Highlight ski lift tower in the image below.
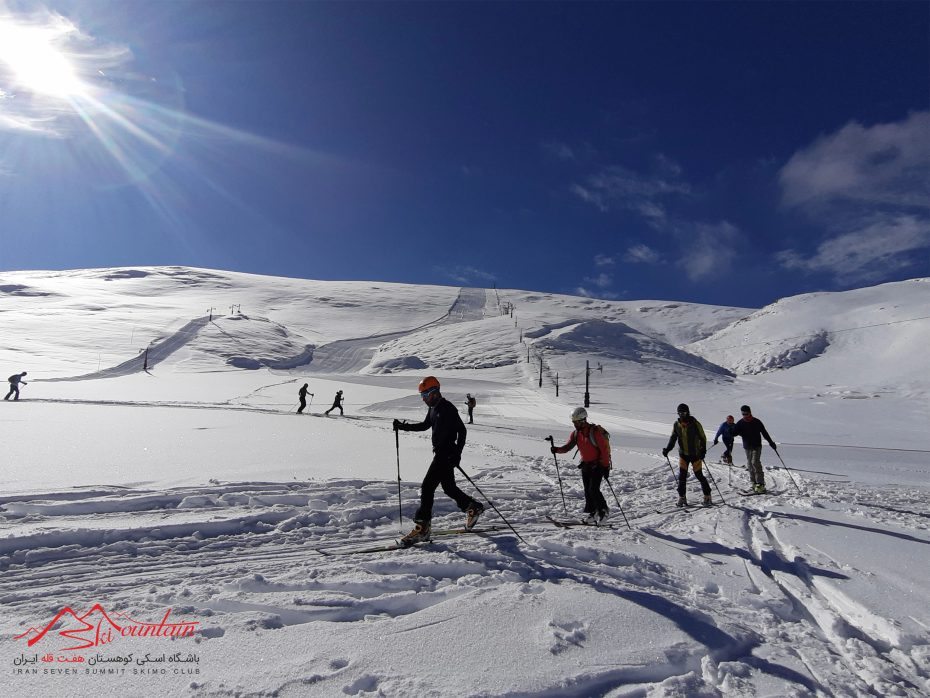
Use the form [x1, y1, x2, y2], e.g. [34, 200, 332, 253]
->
[584, 360, 603, 408]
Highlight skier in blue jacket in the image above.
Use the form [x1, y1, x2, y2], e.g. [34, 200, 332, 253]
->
[713, 415, 736, 464]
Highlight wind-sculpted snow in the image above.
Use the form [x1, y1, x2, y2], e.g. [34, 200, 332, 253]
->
[689, 278, 930, 393]
[2, 447, 928, 696]
[536, 319, 733, 387]
[1, 267, 929, 696]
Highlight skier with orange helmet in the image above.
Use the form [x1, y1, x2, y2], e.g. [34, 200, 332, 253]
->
[393, 376, 483, 545]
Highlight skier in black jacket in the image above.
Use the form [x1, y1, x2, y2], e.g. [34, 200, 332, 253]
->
[297, 384, 312, 414]
[324, 390, 343, 416]
[731, 404, 777, 493]
[393, 376, 483, 545]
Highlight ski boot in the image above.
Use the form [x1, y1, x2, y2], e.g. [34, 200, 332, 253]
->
[582, 511, 598, 524]
[676, 496, 688, 508]
[753, 484, 767, 494]
[597, 508, 608, 523]
[703, 495, 713, 507]
[399, 521, 431, 547]
[465, 502, 484, 530]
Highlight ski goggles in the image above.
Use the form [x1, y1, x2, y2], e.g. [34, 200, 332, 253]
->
[420, 387, 439, 399]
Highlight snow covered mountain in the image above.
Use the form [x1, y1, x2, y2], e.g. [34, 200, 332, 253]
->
[1, 267, 928, 697]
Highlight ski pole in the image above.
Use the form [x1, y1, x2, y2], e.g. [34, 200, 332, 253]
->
[394, 428, 404, 528]
[544, 436, 568, 514]
[456, 464, 526, 544]
[664, 454, 678, 482]
[601, 473, 632, 530]
[700, 460, 728, 505]
[773, 447, 803, 495]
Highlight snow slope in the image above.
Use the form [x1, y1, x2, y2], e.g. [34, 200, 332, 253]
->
[1, 267, 929, 697]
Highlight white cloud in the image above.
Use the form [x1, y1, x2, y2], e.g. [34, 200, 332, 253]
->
[624, 244, 661, 264]
[583, 272, 613, 289]
[572, 164, 691, 227]
[779, 111, 930, 211]
[777, 215, 930, 283]
[777, 112, 930, 282]
[676, 221, 740, 282]
[593, 254, 615, 267]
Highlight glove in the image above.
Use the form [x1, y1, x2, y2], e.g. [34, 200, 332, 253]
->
[698, 450, 706, 461]
[713, 439, 718, 446]
[661, 448, 669, 457]
[550, 446, 557, 454]
[392, 419, 402, 431]
[770, 442, 777, 450]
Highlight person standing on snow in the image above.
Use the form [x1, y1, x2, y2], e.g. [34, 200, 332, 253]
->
[465, 393, 476, 424]
[393, 376, 484, 545]
[731, 404, 777, 494]
[4, 372, 27, 401]
[662, 403, 713, 507]
[713, 415, 736, 464]
[297, 384, 312, 414]
[324, 389, 344, 416]
[550, 407, 610, 523]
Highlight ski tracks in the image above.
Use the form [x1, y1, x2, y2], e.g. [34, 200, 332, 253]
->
[729, 498, 930, 696]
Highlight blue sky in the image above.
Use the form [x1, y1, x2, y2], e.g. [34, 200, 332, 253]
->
[1, 1, 928, 308]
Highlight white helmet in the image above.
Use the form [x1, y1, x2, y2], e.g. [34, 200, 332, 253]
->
[570, 407, 588, 422]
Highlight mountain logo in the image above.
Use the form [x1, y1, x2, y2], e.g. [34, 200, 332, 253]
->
[14, 604, 199, 651]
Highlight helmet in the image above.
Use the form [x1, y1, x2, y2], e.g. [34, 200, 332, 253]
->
[570, 407, 587, 422]
[677, 403, 690, 416]
[418, 376, 440, 394]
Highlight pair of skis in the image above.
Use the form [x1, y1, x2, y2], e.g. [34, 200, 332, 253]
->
[314, 525, 501, 556]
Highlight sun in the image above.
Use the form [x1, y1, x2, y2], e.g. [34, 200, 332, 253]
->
[0, 17, 86, 98]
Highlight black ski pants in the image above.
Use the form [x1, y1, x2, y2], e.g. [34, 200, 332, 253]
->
[414, 452, 474, 523]
[580, 462, 608, 514]
[678, 456, 711, 497]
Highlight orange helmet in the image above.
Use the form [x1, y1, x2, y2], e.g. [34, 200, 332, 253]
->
[417, 376, 440, 394]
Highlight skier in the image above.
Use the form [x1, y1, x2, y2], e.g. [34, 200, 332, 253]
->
[713, 415, 736, 464]
[392, 376, 484, 545]
[324, 390, 344, 416]
[465, 393, 476, 424]
[4, 372, 27, 401]
[550, 407, 610, 523]
[297, 384, 312, 414]
[662, 403, 713, 507]
[731, 405, 777, 494]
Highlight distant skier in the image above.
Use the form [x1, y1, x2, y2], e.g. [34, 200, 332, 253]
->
[4, 372, 27, 401]
[731, 405, 777, 494]
[662, 403, 712, 507]
[393, 376, 483, 546]
[465, 393, 476, 424]
[550, 407, 611, 523]
[297, 384, 312, 414]
[324, 390, 344, 416]
[713, 415, 736, 464]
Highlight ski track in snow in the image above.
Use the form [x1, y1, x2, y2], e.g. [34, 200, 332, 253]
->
[3, 427, 928, 696]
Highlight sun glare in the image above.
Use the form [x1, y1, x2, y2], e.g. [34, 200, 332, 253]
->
[0, 18, 86, 98]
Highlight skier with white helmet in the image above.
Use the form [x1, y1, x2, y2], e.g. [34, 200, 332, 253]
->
[550, 407, 610, 523]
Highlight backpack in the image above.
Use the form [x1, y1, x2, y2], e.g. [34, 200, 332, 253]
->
[589, 424, 612, 470]
[467, 396, 477, 408]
